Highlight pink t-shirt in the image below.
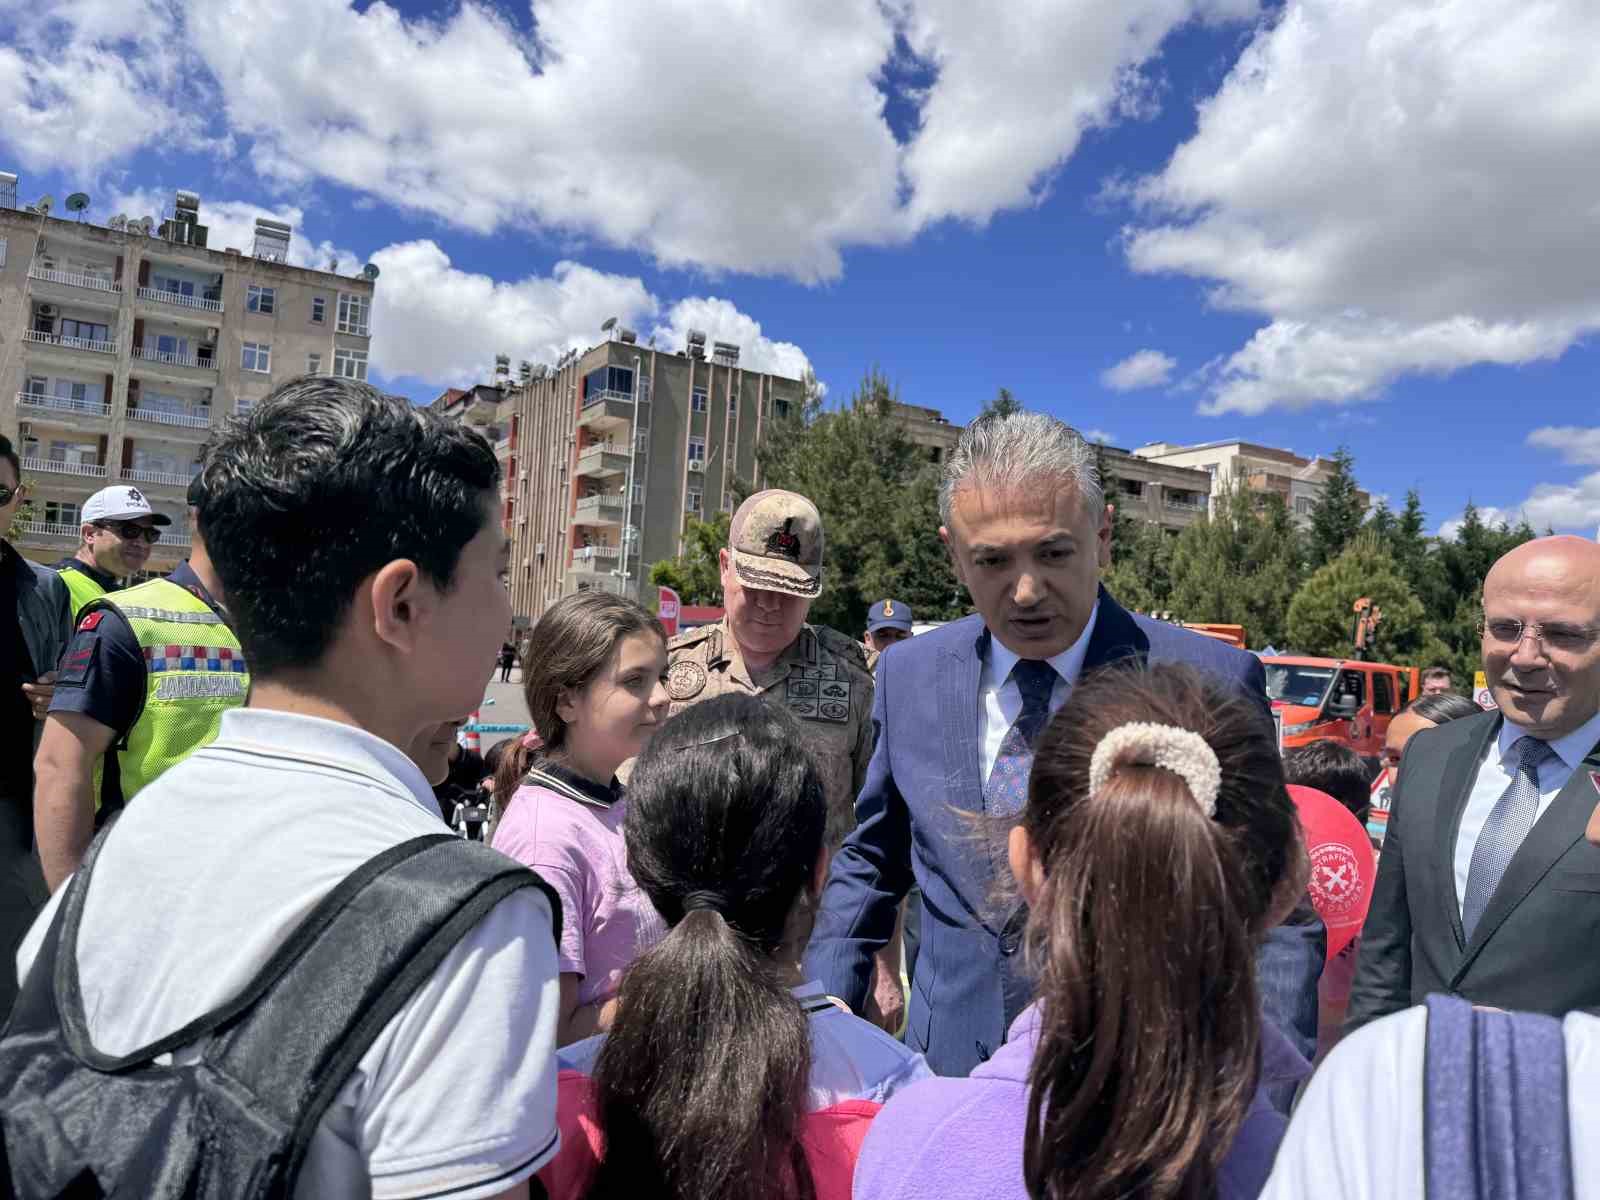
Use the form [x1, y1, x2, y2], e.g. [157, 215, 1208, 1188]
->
[491, 767, 665, 1007]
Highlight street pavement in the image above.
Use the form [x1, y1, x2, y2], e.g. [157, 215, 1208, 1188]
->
[476, 670, 532, 756]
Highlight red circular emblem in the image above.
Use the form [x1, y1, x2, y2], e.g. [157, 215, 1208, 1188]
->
[1308, 840, 1364, 927]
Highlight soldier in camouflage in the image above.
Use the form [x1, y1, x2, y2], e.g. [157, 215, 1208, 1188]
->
[664, 489, 873, 849]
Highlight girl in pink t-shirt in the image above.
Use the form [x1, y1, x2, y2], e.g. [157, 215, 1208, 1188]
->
[490, 592, 670, 1046]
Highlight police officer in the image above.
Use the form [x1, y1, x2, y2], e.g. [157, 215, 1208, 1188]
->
[862, 598, 915, 672]
[34, 475, 248, 891]
[664, 489, 872, 848]
[54, 485, 172, 618]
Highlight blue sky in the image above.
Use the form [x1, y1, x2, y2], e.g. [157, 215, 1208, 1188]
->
[4, 0, 1596, 536]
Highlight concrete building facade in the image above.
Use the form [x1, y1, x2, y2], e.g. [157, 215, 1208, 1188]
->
[1131, 439, 1368, 528]
[0, 180, 375, 574]
[1099, 444, 1213, 532]
[443, 334, 807, 626]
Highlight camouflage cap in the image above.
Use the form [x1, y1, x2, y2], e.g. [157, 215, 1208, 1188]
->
[728, 489, 824, 598]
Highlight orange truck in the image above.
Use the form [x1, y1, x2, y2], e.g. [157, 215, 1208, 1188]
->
[1261, 656, 1421, 775]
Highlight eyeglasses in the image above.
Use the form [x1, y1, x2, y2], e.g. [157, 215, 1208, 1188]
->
[1478, 617, 1600, 654]
[0, 484, 23, 506]
[95, 521, 162, 545]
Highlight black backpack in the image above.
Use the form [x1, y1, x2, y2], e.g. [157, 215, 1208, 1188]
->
[0, 827, 560, 1198]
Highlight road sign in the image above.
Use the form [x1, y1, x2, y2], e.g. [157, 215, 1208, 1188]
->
[658, 586, 681, 637]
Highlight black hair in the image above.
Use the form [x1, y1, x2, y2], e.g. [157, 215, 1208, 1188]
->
[0, 435, 20, 484]
[587, 694, 826, 1200]
[1405, 692, 1482, 725]
[196, 376, 499, 676]
[1282, 738, 1372, 821]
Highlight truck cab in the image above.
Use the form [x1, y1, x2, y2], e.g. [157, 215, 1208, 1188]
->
[1262, 656, 1417, 775]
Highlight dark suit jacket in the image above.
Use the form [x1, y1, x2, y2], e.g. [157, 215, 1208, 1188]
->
[805, 587, 1320, 1077]
[1346, 710, 1600, 1030]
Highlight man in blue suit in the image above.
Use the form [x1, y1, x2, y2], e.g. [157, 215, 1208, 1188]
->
[805, 411, 1323, 1078]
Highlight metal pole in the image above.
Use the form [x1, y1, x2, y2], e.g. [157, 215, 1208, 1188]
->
[618, 353, 642, 599]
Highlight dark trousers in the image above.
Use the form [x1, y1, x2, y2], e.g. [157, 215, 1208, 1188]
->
[0, 791, 47, 1023]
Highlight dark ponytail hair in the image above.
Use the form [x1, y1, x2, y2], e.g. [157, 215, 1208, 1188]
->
[586, 694, 827, 1200]
[1020, 663, 1297, 1200]
[492, 591, 663, 808]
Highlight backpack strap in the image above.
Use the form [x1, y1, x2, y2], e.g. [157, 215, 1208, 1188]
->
[1423, 993, 1573, 1200]
[205, 837, 561, 1184]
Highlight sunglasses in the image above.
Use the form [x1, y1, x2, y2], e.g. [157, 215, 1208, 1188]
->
[95, 521, 163, 545]
[0, 484, 23, 506]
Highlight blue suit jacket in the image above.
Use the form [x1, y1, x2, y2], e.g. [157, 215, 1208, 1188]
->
[805, 587, 1323, 1078]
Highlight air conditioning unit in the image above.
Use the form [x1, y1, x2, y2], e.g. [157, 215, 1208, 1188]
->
[688, 459, 705, 472]
[204, 327, 219, 343]
[36, 304, 58, 318]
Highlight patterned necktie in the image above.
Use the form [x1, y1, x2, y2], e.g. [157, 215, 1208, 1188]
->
[1461, 736, 1556, 941]
[983, 658, 1059, 817]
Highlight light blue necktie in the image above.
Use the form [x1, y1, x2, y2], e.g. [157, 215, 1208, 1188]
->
[983, 659, 1058, 818]
[1461, 736, 1555, 941]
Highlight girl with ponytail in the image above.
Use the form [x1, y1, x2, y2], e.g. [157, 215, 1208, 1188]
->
[855, 663, 1309, 1200]
[540, 693, 930, 1200]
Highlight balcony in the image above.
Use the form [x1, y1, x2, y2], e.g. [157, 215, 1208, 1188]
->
[1164, 495, 1207, 512]
[24, 329, 116, 356]
[122, 467, 197, 490]
[136, 285, 223, 315]
[128, 406, 212, 431]
[570, 544, 622, 572]
[157, 526, 193, 547]
[132, 344, 218, 378]
[574, 494, 624, 527]
[29, 266, 121, 304]
[15, 391, 112, 422]
[577, 389, 635, 435]
[574, 445, 631, 480]
[21, 456, 109, 481]
[14, 521, 80, 546]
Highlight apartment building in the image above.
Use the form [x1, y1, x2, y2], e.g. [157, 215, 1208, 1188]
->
[445, 332, 805, 626]
[1099, 444, 1213, 532]
[1132, 439, 1369, 528]
[892, 401, 962, 465]
[0, 176, 376, 574]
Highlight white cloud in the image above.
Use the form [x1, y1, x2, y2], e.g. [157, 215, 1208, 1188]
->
[366, 241, 658, 387]
[1438, 427, 1600, 538]
[3, 0, 1261, 280]
[105, 188, 359, 274]
[1100, 349, 1177, 392]
[1124, 0, 1600, 413]
[648, 297, 812, 382]
[1083, 428, 1118, 444]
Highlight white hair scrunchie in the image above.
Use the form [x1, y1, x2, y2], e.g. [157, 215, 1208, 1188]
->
[1087, 722, 1222, 818]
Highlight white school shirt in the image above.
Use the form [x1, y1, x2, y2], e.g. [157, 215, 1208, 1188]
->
[978, 601, 1099, 783]
[1452, 707, 1600, 916]
[1260, 1005, 1600, 1200]
[559, 980, 933, 1109]
[17, 708, 562, 1200]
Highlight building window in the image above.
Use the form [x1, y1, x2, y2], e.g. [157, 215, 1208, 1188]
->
[236, 397, 256, 415]
[634, 431, 649, 453]
[1295, 496, 1314, 516]
[691, 387, 707, 413]
[728, 392, 737, 415]
[44, 500, 80, 527]
[246, 285, 276, 314]
[310, 296, 326, 324]
[631, 484, 644, 505]
[337, 293, 371, 336]
[307, 352, 322, 375]
[686, 487, 702, 514]
[241, 342, 272, 373]
[687, 437, 706, 462]
[1118, 478, 1144, 497]
[774, 398, 792, 419]
[333, 347, 368, 381]
[61, 319, 110, 345]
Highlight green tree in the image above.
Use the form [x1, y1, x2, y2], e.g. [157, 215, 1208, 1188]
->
[648, 512, 729, 606]
[982, 386, 1023, 419]
[1426, 503, 1537, 681]
[5, 498, 35, 543]
[1286, 533, 1448, 664]
[1306, 446, 1366, 567]
[1102, 518, 1175, 615]
[1167, 483, 1305, 648]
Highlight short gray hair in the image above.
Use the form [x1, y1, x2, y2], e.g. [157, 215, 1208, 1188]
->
[938, 411, 1104, 525]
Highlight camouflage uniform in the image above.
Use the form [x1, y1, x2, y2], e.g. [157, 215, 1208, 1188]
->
[666, 618, 873, 848]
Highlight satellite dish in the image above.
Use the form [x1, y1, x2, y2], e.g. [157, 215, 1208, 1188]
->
[361, 262, 380, 281]
[65, 192, 90, 220]
[108, 214, 128, 231]
[138, 216, 155, 235]
[34, 195, 53, 215]
[327, 257, 339, 273]
[600, 317, 617, 333]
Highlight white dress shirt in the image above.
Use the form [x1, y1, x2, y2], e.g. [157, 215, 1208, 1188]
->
[978, 600, 1100, 783]
[1452, 707, 1600, 917]
[1260, 1005, 1600, 1200]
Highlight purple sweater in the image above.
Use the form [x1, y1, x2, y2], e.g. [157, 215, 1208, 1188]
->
[853, 1003, 1308, 1200]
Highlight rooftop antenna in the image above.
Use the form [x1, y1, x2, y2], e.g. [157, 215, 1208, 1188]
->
[33, 194, 53, 216]
[65, 192, 90, 221]
[327, 256, 339, 273]
[361, 262, 380, 281]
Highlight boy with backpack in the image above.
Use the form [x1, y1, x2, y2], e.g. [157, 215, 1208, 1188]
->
[2, 379, 562, 1199]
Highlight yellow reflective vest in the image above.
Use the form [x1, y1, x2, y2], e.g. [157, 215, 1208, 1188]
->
[95, 577, 250, 806]
[59, 563, 111, 621]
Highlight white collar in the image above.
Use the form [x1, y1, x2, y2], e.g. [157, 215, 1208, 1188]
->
[1496, 705, 1600, 772]
[211, 707, 439, 819]
[985, 598, 1100, 692]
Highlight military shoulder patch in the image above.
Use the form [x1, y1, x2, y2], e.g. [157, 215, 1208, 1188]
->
[667, 659, 708, 701]
[814, 625, 869, 672]
[77, 611, 105, 632]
